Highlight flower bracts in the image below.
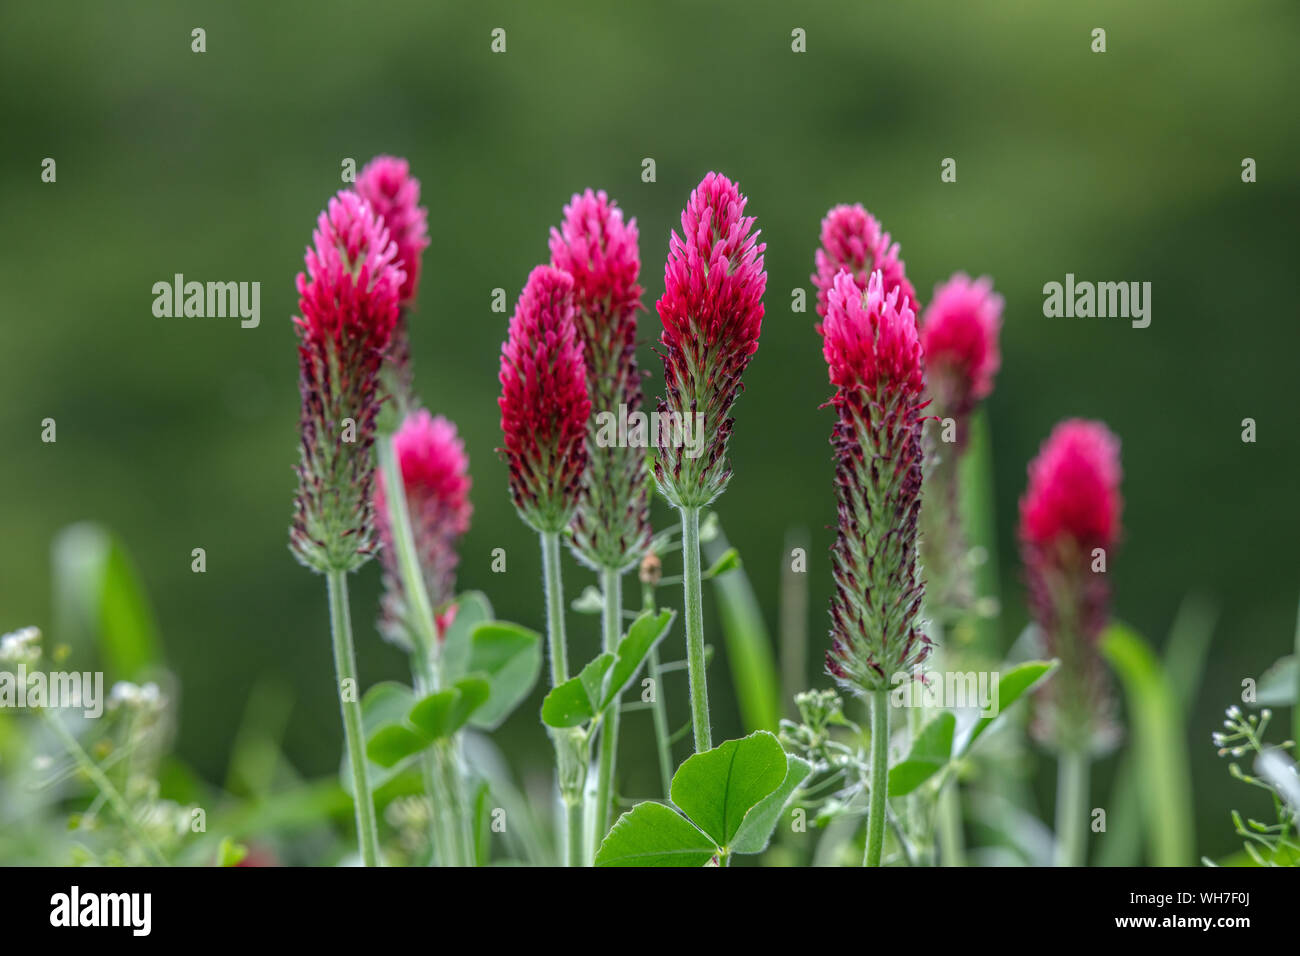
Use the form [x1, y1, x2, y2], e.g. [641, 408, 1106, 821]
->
[823, 270, 930, 695]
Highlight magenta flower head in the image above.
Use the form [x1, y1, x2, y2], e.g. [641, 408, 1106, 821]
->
[549, 189, 651, 572]
[374, 409, 472, 646]
[812, 204, 918, 328]
[498, 265, 591, 533]
[1019, 419, 1123, 751]
[356, 156, 430, 413]
[822, 269, 930, 695]
[920, 273, 1003, 421]
[356, 156, 429, 307]
[290, 191, 403, 573]
[654, 172, 766, 509]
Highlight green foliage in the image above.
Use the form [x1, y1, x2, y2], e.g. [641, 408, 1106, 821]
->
[888, 712, 955, 797]
[51, 522, 163, 680]
[595, 731, 808, 866]
[541, 609, 674, 728]
[1101, 623, 1195, 866]
[704, 529, 780, 733]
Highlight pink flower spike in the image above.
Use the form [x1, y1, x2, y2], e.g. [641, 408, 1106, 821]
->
[1018, 418, 1124, 752]
[822, 269, 929, 695]
[549, 189, 650, 571]
[374, 410, 472, 647]
[498, 265, 591, 533]
[290, 190, 404, 574]
[1019, 420, 1123, 554]
[295, 191, 403, 357]
[655, 171, 766, 509]
[920, 273, 1003, 418]
[356, 156, 430, 307]
[813, 204, 918, 326]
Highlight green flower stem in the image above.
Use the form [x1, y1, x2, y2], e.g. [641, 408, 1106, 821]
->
[591, 567, 623, 860]
[327, 568, 381, 867]
[541, 531, 569, 687]
[863, 689, 890, 867]
[540, 529, 582, 865]
[430, 738, 474, 866]
[377, 435, 440, 676]
[1055, 748, 1090, 866]
[680, 506, 711, 752]
[936, 782, 965, 867]
[379, 434, 476, 866]
[566, 799, 584, 869]
[43, 710, 167, 866]
[643, 579, 674, 798]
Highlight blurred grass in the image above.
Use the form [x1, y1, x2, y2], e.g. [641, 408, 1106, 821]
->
[1, 0, 1298, 859]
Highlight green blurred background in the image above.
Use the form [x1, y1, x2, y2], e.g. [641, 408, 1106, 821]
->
[2, 0, 1297, 860]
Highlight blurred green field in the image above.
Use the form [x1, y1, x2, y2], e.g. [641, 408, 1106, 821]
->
[2, 0, 1297, 861]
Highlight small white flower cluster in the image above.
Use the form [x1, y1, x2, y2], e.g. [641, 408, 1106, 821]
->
[108, 681, 165, 714]
[0, 626, 41, 664]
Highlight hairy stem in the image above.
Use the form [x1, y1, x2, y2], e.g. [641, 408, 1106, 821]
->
[541, 531, 569, 687]
[380, 434, 468, 865]
[680, 506, 711, 752]
[864, 689, 890, 866]
[327, 569, 381, 867]
[540, 530, 582, 865]
[1055, 748, 1090, 867]
[591, 568, 623, 860]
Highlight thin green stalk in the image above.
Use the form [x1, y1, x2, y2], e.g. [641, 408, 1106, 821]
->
[43, 711, 167, 866]
[431, 738, 474, 866]
[380, 434, 476, 866]
[864, 689, 890, 866]
[591, 568, 622, 859]
[680, 506, 711, 752]
[936, 782, 965, 866]
[378, 436, 440, 672]
[540, 530, 582, 865]
[566, 800, 584, 868]
[541, 531, 569, 687]
[1055, 749, 1090, 866]
[327, 568, 381, 867]
[645, 577, 674, 797]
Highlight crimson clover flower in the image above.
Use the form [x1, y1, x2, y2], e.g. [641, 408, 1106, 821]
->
[812, 203, 918, 329]
[917, 273, 1004, 613]
[1019, 419, 1123, 751]
[549, 189, 650, 572]
[920, 273, 1003, 424]
[356, 155, 430, 413]
[822, 270, 930, 695]
[374, 409, 472, 646]
[654, 172, 766, 509]
[498, 265, 591, 533]
[290, 190, 403, 573]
